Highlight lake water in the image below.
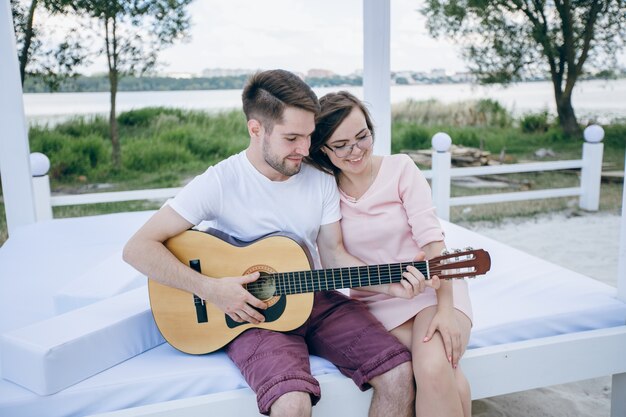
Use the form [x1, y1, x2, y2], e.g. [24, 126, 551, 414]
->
[23, 79, 626, 125]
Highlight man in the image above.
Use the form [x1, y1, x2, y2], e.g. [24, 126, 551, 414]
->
[123, 69, 415, 417]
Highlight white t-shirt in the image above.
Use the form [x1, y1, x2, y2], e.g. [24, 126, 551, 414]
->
[169, 151, 341, 268]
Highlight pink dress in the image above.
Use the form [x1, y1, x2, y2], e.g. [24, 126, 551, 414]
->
[341, 154, 473, 331]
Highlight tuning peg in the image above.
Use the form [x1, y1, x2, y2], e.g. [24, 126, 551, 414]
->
[464, 246, 474, 251]
[440, 249, 450, 256]
[453, 248, 462, 253]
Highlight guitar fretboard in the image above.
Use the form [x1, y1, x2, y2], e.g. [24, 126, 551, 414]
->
[268, 261, 429, 295]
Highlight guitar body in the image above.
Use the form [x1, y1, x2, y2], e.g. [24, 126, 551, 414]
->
[148, 230, 314, 354]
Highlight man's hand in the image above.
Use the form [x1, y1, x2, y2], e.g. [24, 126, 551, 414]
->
[203, 272, 267, 324]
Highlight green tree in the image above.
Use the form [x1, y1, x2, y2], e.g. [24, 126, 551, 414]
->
[73, 0, 192, 170]
[421, 0, 626, 137]
[11, 0, 87, 88]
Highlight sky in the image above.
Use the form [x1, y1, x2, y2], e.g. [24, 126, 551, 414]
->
[67, 0, 625, 77]
[112, 0, 469, 76]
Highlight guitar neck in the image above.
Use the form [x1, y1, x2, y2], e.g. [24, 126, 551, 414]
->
[270, 261, 429, 296]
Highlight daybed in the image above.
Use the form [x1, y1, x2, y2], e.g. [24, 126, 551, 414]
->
[1, 210, 625, 417]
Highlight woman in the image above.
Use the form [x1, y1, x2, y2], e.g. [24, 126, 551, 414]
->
[308, 91, 473, 417]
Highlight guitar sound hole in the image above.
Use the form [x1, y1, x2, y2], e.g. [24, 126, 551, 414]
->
[247, 272, 276, 301]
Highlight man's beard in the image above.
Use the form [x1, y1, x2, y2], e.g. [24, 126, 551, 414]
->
[262, 142, 302, 177]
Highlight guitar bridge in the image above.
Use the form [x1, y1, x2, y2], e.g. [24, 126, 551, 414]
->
[190, 259, 208, 323]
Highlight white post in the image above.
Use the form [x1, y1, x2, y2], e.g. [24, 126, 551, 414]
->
[580, 125, 604, 211]
[612, 373, 626, 417]
[611, 131, 626, 417]
[0, 0, 37, 235]
[32, 176, 53, 221]
[30, 152, 53, 222]
[617, 149, 626, 303]
[363, 0, 391, 156]
[431, 132, 452, 221]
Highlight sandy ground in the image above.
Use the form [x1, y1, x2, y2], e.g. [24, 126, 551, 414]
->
[460, 211, 622, 417]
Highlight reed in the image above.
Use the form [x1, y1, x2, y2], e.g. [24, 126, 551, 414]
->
[391, 98, 513, 128]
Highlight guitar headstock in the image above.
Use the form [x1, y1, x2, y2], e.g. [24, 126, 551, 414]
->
[427, 248, 491, 279]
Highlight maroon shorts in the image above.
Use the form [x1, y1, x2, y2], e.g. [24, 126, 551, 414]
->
[224, 291, 411, 415]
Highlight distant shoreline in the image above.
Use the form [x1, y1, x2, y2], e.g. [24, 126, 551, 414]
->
[23, 79, 626, 126]
[22, 73, 625, 94]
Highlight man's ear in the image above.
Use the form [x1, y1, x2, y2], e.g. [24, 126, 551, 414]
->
[247, 119, 263, 139]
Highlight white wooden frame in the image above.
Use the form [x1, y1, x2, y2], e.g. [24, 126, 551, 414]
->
[89, 326, 626, 417]
[0, 0, 36, 235]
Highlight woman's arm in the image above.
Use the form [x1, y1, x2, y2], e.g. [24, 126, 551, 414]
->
[420, 239, 467, 367]
[317, 221, 436, 298]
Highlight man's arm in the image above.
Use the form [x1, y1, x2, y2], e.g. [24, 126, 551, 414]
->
[316, 221, 430, 298]
[123, 205, 266, 323]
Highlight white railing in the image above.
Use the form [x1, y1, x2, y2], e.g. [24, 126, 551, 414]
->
[29, 125, 606, 222]
[422, 125, 605, 220]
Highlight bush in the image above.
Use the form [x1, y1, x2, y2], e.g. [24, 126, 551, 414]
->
[124, 139, 193, 171]
[391, 124, 432, 152]
[55, 115, 109, 138]
[603, 124, 626, 148]
[520, 111, 550, 133]
[29, 130, 67, 156]
[447, 127, 481, 148]
[118, 107, 186, 127]
[475, 99, 513, 128]
[49, 135, 108, 179]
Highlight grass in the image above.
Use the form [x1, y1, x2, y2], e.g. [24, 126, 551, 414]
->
[1, 101, 624, 245]
[28, 107, 249, 189]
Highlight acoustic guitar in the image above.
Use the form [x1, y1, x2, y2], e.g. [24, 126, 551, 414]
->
[149, 229, 491, 354]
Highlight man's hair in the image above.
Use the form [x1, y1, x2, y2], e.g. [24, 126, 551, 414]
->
[242, 69, 320, 133]
[307, 91, 375, 179]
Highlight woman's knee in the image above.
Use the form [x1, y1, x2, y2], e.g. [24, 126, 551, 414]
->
[413, 352, 454, 388]
[455, 367, 471, 400]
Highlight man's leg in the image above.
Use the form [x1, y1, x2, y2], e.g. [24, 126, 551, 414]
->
[224, 328, 319, 416]
[368, 361, 414, 417]
[306, 291, 413, 417]
[270, 392, 312, 417]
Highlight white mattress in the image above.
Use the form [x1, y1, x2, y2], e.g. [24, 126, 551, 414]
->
[1, 211, 625, 417]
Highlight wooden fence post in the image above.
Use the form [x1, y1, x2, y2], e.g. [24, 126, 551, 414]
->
[580, 124, 604, 211]
[30, 153, 53, 222]
[431, 132, 452, 221]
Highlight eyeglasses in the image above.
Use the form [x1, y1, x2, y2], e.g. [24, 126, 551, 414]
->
[324, 132, 373, 158]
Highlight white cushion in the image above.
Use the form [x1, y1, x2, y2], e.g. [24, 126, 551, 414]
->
[53, 250, 146, 314]
[1, 287, 164, 395]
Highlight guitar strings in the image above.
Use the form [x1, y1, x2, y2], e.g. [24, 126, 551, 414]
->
[244, 260, 478, 294]
[245, 265, 456, 294]
[246, 265, 421, 293]
[247, 251, 480, 287]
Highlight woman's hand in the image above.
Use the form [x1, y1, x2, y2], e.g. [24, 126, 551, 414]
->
[423, 307, 465, 368]
[386, 252, 441, 299]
